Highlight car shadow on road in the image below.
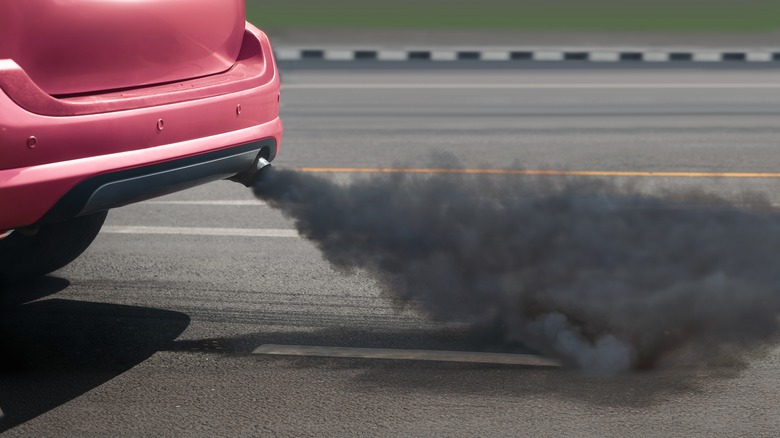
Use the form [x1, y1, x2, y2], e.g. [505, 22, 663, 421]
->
[0, 277, 190, 432]
[167, 325, 737, 409]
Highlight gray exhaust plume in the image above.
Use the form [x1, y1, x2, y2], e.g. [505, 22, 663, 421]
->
[253, 167, 780, 373]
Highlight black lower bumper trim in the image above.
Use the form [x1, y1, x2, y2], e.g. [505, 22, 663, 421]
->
[41, 139, 276, 224]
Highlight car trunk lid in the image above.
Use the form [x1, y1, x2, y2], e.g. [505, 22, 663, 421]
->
[0, 0, 246, 96]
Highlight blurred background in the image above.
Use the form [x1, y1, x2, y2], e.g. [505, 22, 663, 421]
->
[247, 0, 779, 32]
[245, 0, 780, 47]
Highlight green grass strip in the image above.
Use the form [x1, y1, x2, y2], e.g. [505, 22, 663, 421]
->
[246, 0, 780, 32]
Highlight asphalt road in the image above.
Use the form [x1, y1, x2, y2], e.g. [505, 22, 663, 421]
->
[3, 67, 780, 436]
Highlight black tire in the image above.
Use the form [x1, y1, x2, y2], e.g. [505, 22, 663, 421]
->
[0, 211, 108, 284]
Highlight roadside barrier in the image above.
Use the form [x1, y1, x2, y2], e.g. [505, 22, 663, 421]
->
[275, 48, 780, 63]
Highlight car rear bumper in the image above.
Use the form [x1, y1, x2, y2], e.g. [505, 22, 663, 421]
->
[0, 23, 282, 231]
[0, 119, 282, 230]
[40, 137, 277, 224]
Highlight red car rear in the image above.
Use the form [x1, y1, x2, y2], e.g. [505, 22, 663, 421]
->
[0, 0, 283, 282]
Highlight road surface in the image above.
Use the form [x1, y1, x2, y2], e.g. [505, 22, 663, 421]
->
[2, 67, 780, 436]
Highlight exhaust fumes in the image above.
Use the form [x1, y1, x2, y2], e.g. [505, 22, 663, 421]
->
[253, 166, 780, 373]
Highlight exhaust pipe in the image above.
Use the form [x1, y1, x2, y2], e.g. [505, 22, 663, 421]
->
[231, 157, 272, 187]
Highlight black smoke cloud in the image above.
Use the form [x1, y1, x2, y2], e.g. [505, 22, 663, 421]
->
[253, 167, 780, 373]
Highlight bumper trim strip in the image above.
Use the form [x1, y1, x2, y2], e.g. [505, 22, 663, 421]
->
[40, 138, 275, 223]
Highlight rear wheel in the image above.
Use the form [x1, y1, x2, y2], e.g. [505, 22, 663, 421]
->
[0, 211, 108, 284]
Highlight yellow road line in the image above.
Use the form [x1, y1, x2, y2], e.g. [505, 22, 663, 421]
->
[294, 167, 780, 179]
[294, 167, 780, 178]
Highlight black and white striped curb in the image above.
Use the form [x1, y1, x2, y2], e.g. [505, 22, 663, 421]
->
[275, 48, 780, 63]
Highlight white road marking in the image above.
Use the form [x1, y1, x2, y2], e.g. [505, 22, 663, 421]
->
[102, 226, 298, 237]
[693, 52, 723, 62]
[377, 50, 407, 61]
[589, 52, 621, 62]
[643, 52, 670, 62]
[275, 48, 303, 60]
[281, 83, 780, 90]
[533, 51, 565, 61]
[747, 52, 773, 62]
[482, 50, 511, 61]
[325, 50, 355, 61]
[253, 344, 560, 367]
[144, 200, 267, 206]
[431, 50, 457, 61]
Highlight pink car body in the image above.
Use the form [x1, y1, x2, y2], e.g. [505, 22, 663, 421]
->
[0, 0, 283, 232]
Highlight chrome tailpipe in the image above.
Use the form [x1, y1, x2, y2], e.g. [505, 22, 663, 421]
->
[231, 156, 272, 187]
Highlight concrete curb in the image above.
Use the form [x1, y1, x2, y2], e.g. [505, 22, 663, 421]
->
[275, 48, 780, 63]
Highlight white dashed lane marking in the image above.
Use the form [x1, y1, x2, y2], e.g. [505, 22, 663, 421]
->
[144, 200, 267, 206]
[253, 344, 560, 367]
[101, 226, 298, 238]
